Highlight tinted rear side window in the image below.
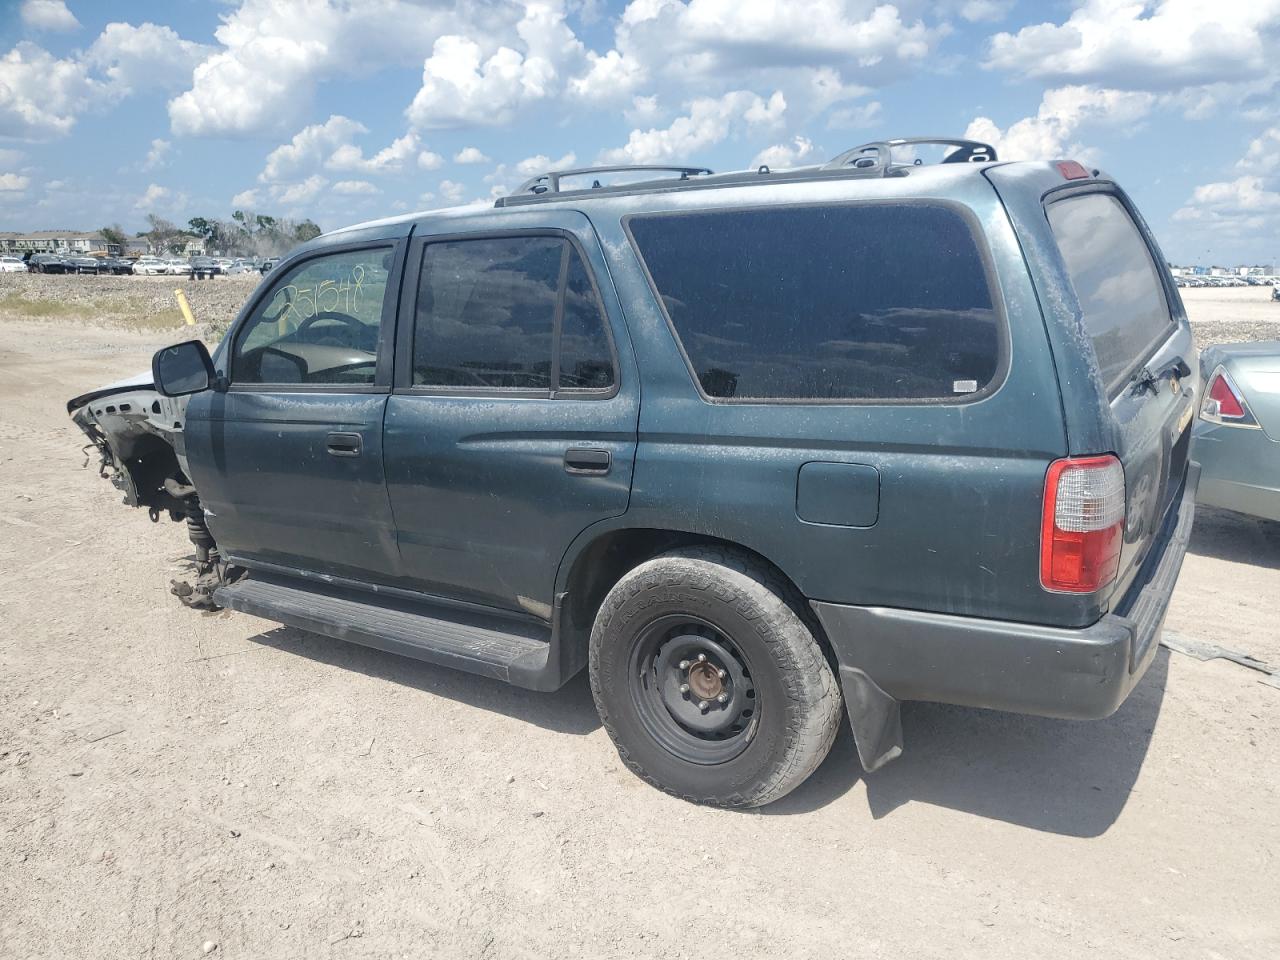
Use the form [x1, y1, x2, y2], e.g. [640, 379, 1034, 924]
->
[413, 236, 615, 393]
[627, 203, 1000, 401]
[1046, 193, 1173, 393]
[413, 236, 561, 389]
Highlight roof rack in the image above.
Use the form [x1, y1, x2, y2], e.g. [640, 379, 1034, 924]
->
[492, 137, 998, 207]
[508, 164, 713, 198]
[822, 137, 997, 169]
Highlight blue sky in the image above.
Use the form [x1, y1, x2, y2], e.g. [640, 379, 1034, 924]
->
[1, 0, 1278, 264]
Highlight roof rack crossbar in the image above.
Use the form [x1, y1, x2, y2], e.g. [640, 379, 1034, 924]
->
[511, 164, 714, 198]
[820, 142, 894, 174]
[824, 138, 997, 171]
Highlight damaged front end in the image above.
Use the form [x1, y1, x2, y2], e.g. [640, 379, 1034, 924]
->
[68, 373, 233, 609]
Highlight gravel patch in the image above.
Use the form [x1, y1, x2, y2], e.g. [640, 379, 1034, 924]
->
[0, 272, 260, 338]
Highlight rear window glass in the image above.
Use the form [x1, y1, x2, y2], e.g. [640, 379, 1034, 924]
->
[1046, 193, 1173, 393]
[626, 203, 1000, 401]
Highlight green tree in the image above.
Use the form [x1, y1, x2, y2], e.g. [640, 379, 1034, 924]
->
[292, 219, 322, 243]
[188, 217, 214, 241]
[99, 223, 128, 251]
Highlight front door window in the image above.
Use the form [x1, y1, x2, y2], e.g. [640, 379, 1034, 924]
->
[232, 247, 393, 386]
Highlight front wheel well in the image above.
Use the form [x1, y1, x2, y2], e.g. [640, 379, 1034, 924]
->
[558, 528, 826, 668]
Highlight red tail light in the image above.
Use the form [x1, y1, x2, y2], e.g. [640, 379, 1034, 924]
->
[1055, 160, 1090, 180]
[1200, 366, 1256, 426]
[1040, 455, 1125, 593]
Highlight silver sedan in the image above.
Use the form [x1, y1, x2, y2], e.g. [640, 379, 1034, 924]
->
[1193, 340, 1280, 522]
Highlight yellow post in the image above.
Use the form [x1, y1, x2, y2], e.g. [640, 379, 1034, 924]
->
[174, 288, 196, 326]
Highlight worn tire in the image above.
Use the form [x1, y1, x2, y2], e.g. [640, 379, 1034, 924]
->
[589, 546, 842, 808]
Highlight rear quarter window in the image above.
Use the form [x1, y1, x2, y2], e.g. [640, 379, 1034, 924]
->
[1045, 193, 1173, 394]
[625, 202, 1002, 402]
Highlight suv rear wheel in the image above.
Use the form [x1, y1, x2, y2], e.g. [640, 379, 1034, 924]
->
[589, 546, 842, 807]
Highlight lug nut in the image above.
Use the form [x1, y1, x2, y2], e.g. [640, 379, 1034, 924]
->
[717, 692, 729, 704]
[697, 653, 707, 662]
[679, 660, 690, 671]
[699, 700, 710, 712]
[679, 683, 690, 695]
[717, 668, 727, 680]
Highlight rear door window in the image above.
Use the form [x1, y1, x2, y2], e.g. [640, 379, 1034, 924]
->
[625, 203, 1001, 401]
[413, 236, 615, 394]
[1046, 193, 1173, 394]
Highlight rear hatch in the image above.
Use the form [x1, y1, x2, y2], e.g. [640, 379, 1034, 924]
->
[1047, 185, 1197, 609]
[989, 167, 1197, 619]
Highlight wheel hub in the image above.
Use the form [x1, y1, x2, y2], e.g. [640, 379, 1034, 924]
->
[686, 657, 723, 701]
[629, 617, 759, 764]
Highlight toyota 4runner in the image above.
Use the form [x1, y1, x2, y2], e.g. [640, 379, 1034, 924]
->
[69, 138, 1200, 807]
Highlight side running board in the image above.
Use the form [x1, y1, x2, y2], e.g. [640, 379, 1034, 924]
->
[214, 574, 579, 691]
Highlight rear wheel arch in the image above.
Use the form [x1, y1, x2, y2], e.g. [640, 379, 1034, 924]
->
[555, 525, 828, 672]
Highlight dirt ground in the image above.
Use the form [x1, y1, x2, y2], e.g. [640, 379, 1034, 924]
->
[1, 283, 1278, 959]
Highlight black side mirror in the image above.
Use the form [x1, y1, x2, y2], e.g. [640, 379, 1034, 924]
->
[153, 339, 215, 397]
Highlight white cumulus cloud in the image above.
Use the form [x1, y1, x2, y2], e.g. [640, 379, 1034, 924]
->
[985, 1, 1280, 90]
[143, 138, 171, 172]
[87, 22, 212, 96]
[439, 179, 467, 202]
[752, 136, 817, 169]
[260, 115, 367, 182]
[599, 89, 785, 164]
[20, 1, 79, 32]
[965, 85, 1155, 161]
[0, 42, 94, 138]
[454, 146, 491, 164]
[332, 179, 379, 195]
[277, 174, 328, 206]
[135, 183, 171, 209]
[168, 0, 504, 137]
[417, 150, 445, 170]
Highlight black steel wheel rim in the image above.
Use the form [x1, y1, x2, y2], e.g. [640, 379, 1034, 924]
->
[627, 614, 759, 765]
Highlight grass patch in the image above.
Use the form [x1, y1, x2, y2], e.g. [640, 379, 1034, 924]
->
[0, 294, 80, 318]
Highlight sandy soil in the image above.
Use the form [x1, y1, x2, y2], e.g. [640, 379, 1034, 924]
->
[1, 293, 1278, 959]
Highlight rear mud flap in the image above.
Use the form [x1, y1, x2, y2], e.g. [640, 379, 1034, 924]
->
[838, 667, 903, 772]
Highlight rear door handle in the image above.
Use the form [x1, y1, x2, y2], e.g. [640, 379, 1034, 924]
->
[326, 432, 362, 457]
[564, 447, 611, 475]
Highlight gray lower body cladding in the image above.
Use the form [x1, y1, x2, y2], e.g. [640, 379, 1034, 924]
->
[813, 462, 1199, 766]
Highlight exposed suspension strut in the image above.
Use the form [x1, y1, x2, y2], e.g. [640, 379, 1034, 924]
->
[163, 479, 238, 609]
[186, 506, 217, 565]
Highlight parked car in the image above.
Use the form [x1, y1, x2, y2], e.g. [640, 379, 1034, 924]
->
[0, 256, 27, 273]
[190, 257, 222, 280]
[68, 138, 1200, 807]
[27, 253, 71, 274]
[226, 259, 257, 275]
[132, 256, 169, 276]
[164, 259, 192, 276]
[259, 257, 280, 274]
[1193, 341, 1280, 522]
[67, 256, 105, 275]
[98, 257, 135, 276]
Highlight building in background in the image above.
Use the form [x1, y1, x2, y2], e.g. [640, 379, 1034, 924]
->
[0, 231, 121, 256]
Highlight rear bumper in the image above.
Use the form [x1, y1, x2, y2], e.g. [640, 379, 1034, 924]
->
[812, 461, 1199, 721]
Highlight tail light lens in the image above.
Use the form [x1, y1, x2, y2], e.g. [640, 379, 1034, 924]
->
[1200, 366, 1257, 426]
[1040, 455, 1125, 593]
